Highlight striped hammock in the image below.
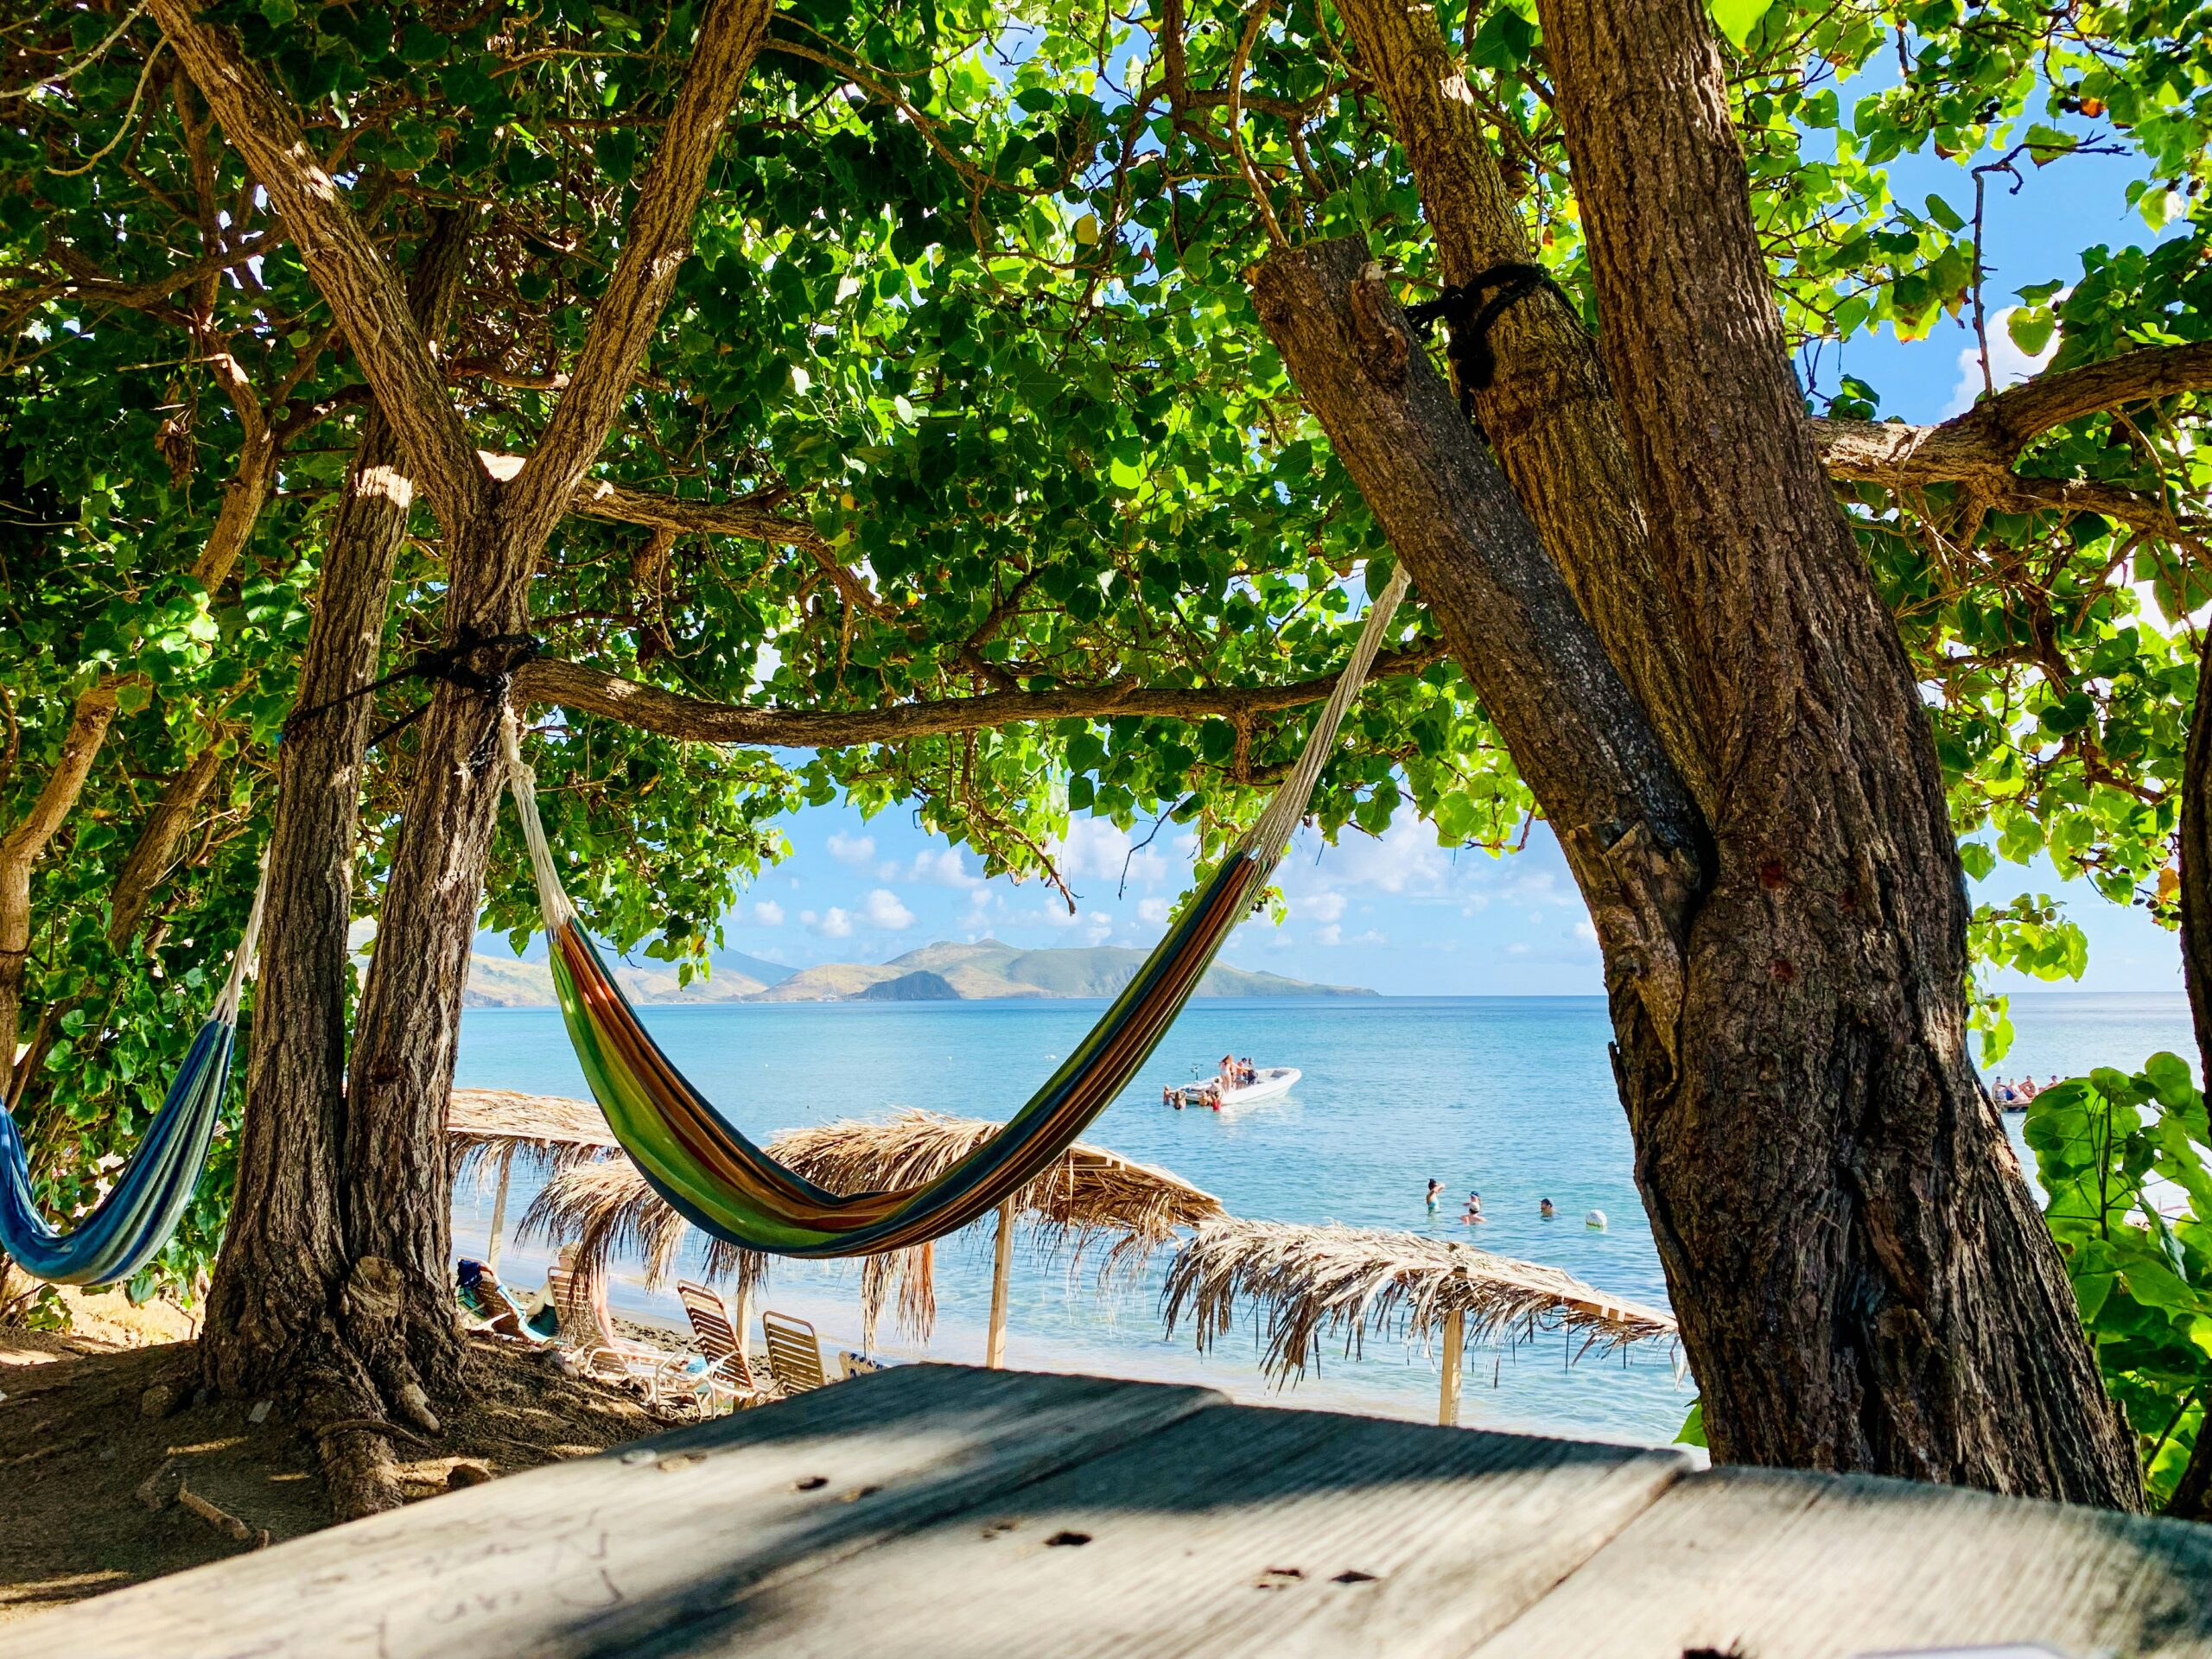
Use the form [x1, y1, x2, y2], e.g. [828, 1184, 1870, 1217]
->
[0, 868, 264, 1287]
[501, 568, 1410, 1257]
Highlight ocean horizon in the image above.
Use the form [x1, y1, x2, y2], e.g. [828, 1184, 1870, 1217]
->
[454, 990, 2200, 1445]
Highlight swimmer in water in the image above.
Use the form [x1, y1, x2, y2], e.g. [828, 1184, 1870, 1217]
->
[1461, 1191, 1484, 1224]
[1540, 1198, 1555, 1219]
[1427, 1179, 1442, 1211]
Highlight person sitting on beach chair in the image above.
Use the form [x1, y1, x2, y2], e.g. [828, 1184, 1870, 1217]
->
[456, 1258, 544, 1342]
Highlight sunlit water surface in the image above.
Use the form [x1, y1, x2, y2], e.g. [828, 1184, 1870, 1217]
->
[454, 991, 2197, 1444]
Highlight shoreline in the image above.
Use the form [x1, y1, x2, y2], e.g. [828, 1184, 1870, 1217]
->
[459, 1211, 1694, 1452]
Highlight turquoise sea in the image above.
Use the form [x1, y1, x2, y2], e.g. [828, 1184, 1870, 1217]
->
[453, 991, 2200, 1446]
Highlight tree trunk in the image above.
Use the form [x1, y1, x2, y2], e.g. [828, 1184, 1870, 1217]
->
[333, 511, 536, 1428]
[1326, 0, 1713, 811]
[1251, 240, 1704, 1071]
[2180, 626, 2211, 1084]
[198, 214, 471, 1516]
[1535, 0, 2139, 1505]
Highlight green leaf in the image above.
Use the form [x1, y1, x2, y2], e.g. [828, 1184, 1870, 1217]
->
[1675, 1398, 1707, 1446]
[2006, 307, 2056, 359]
[1707, 0, 1771, 49]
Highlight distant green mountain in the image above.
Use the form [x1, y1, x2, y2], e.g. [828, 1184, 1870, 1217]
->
[882, 940, 1374, 1000]
[466, 938, 1371, 1007]
[849, 969, 963, 1001]
[462, 954, 771, 1008]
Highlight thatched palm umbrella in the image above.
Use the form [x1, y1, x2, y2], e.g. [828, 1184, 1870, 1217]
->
[524, 1108, 1224, 1362]
[446, 1088, 619, 1274]
[1161, 1217, 1676, 1427]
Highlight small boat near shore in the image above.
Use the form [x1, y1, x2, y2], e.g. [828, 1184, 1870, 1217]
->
[1167, 1066, 1300, 1112]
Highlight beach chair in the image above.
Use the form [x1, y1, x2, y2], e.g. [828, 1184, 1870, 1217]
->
[760, 1309, 828, 1395]
[548, 1262, 679, 1402]
[676, 1281, 776, 1414]
[455, 1260, 547, 1344]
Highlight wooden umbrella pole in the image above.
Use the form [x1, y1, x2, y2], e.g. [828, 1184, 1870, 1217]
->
[985, 1198, 1015, 1370]
[485, 1156, 513, 1276]
[1439, 1306, 1465, 1427]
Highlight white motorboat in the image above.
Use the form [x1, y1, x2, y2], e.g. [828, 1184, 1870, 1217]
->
[1168, 1066, 1300, 1112]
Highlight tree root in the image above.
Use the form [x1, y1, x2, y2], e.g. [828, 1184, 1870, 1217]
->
[312, 1414, 440, 1451]
[177, 1482, 270, 1548]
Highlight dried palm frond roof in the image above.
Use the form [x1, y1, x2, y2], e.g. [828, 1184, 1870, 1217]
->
[522, 1108, 1224, 1345]
[1161, 1217, 1675, 1386]
[447, 1088, 620, 1186]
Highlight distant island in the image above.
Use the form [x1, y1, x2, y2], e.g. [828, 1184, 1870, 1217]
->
[463, 938, 1376, 1007]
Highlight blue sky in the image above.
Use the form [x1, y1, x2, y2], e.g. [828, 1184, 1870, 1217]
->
[608, 89, 2191, 1000]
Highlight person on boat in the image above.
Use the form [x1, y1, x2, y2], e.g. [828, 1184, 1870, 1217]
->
[1993, 1078, 2016, 1105]
[1540, 1198, 1555, 1220]
[1241, 1058, 1256, 1085]
[1427, 1179, 1443, 1211]
[1219, 1054, 1236, 1089]
[2018, 1075, 2039, 1102]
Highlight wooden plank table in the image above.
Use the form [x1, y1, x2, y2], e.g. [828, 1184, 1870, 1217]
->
[6, 1363, 2209, 1659]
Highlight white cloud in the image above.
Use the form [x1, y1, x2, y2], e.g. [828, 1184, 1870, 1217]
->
[889, 847, 981, 888]
[967, 886, 993, 911]
[1137, 897, 1171, 925]
[1083, 911, 1113, 944]
[861, 888, 915, 930]
[826, 831, 876, 867]
[1305, 892, 1348, 925]
[1299, 815, 1455, 896]
[1943, 308, 2058, 417]
[752, 899, 785, 927]
[1352, 929, 1389, 946]
[1315, 924, 1343, 947]
[1572, 920, 1599, 944]
[807, 907, 854, 938]
[1507, 941, 1531, 956]
[1504, 868, 1577, 908]
[1056, 817, 1166, 891]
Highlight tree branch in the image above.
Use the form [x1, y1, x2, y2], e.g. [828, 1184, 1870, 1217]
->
[1814, 340, 2212, 489]
[479, 449, 893, 615]
[0, 680, 127, 1101]
[514, 643, 1450, 747]
[503, 0, 772, 545]
[148, 0, 487, 531]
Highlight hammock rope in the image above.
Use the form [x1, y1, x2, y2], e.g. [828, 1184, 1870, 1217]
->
[0, 858, 267, 1287]
[502, 565, 1412, 1258]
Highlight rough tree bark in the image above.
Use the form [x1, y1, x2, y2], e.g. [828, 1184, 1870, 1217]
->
[2182, 626, 2211, 1087]
[157, 0, 773, 1513]
[516, 643, 1448, 744]
[197, 213, 473, 1515]
[1250, 243, 1705, 1070]
[1326, 0, 1710, 810]
[1525, 0, 2139, 1503]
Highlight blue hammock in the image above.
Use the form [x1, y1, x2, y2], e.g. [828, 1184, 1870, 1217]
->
[0, 872, 264, 1287]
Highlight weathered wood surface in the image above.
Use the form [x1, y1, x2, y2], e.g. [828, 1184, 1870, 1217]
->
[0, 1366, 1214, 1659]
[633, 1389, 1688, 1657]
[1469, 1463, 2212, 1659]
[7, 1364, 2211, 1659]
